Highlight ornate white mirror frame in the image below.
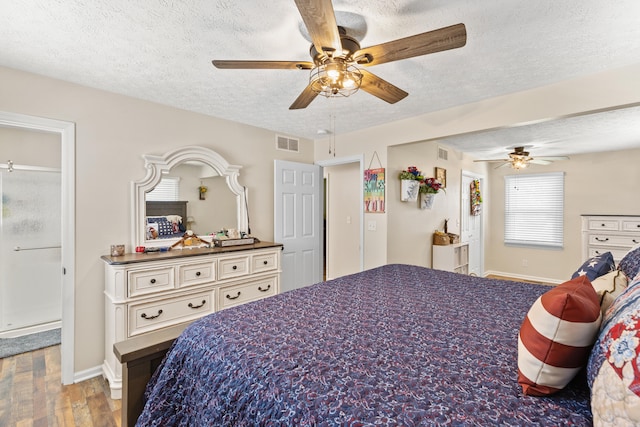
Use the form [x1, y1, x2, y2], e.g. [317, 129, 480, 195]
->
[132, 145, 247, 248]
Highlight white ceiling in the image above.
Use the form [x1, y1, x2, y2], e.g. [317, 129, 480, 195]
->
[1, 0, 640, 159]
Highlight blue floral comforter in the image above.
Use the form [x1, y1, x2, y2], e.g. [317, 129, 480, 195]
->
[137, 264, 591, 426]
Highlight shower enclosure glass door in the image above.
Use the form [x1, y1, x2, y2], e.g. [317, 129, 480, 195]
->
[0, 166, 62, 334]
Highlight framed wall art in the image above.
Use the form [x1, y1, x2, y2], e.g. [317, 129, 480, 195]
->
[364, 167, 385, 213]
[435, 167, 447, 188]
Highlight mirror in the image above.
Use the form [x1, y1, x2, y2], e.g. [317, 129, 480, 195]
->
[132, 146, 248, 248]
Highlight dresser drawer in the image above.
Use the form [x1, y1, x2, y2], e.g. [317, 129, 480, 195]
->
[588, 234, 639, 248]
[178, 261, 215, 287]
[622, 220, 640, 233]
[128, 290, 214, 337]
[128, 267, 175, 297]
[219, 276, 277, 310]
[588, 247, 630, 261]
[252, 251, 278, 274]
[218, 256, 250, 280]
[588, 219, 619, 231]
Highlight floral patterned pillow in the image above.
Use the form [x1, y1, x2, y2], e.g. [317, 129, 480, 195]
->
[619, 245, 640, 280]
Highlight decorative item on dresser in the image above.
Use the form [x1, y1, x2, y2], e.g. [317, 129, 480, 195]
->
[581, 215, 640, 263]
[101, 241, 282, 400]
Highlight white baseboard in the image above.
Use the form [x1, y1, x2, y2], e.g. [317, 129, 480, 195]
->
[0, 320, 62, 339]
[73, 365, 103, 384]
[483, 270, 563, 285]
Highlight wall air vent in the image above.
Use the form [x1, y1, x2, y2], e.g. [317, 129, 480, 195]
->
[276, 135, 300, 152]
[438, 146, 449, 161]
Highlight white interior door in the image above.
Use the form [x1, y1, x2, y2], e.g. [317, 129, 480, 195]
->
[274, 160, 322, 292]
[461, 172, 484, 276]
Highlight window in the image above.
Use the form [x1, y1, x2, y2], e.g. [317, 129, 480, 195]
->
[504, 172, 564, 248]
[146, 177, 180, 201]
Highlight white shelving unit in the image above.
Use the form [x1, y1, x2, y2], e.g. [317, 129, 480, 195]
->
[432, 242, 469, 275]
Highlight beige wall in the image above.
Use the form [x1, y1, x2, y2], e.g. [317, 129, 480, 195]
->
[0, 126, 60, 168]
[0, 65, 314, 375]
[486, 147, 640, 282]
[315, 63, 640, 273]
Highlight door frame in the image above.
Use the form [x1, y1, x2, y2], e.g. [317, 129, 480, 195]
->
[317, 155, 364, 273]
[461, 170, 485, 276]
[0, 111, 75, 385]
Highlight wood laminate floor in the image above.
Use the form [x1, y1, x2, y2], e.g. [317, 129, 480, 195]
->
[0, 345, 120, 427]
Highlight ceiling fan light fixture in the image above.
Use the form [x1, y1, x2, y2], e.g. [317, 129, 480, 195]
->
[309, 60, 362, 98]
[511, 157, 529, 169]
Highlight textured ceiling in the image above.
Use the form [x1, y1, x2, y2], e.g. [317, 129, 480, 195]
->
[1, 0, 639, 158]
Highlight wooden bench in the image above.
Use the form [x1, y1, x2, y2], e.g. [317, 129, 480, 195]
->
[113, 323, 190, 427]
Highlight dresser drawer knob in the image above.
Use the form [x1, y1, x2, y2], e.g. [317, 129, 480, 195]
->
[232, 265, 237, 270]
[196, 271, 201, 277]
[595, 237, 609, 242]
[226, 291, 241, 300]
[188, 300, 206, 309]
[258, 284, 271, 292]
[141, 309, 163, 320]
[150, 278, 156, 284]
[601, 223, 606, 227]
[263, 260, 268, 265]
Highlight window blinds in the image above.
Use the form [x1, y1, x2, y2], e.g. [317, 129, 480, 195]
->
[146, 177, 180, 201]
[504, 172, 564, 248]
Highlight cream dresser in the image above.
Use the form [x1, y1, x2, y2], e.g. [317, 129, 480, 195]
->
[581, 215, 640, 263]
[102, 242, 282, 399]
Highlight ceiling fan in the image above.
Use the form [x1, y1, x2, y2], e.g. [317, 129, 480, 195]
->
[211, 0, 467, 110]
[474, 147, 570, 170]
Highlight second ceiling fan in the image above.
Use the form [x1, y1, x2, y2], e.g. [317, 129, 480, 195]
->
[474, 147, 570, 170]
[212, 0, 467, 109]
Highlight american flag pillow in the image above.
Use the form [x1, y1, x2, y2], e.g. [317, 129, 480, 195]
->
[518, 275, 602, 396]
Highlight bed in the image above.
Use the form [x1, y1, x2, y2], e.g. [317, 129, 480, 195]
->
[134, 264, 595, 426]
[145, 200, 187, 240]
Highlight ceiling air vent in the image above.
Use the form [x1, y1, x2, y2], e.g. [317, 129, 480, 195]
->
[276, 135, 300, 152]
[438, 146, 449, 161]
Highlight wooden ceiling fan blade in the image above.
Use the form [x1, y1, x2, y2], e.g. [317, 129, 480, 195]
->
[212, 60, 314, 70]
[359, 69, 408, 104]
[354, 23, 466, 67]
[495, 162, 512, 169]
[289, 84, 319, 110]
[294, 0, 341, 56]
[473, 159, 510, 163]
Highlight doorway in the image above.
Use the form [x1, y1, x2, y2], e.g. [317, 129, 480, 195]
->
[0, 111, 75, 385]
[317, 155, 364, 279]
[0, 164, 62, 335]
[461, 171, 484, 276]
[323, 162, 361, 280]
